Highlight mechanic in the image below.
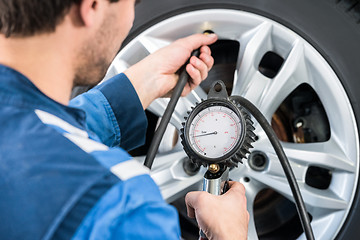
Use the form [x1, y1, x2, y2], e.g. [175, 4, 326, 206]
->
[0, 0, 249, 239]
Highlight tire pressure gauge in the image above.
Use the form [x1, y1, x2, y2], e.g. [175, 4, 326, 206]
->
[180, 80, 255, 240]
[180, 80, 313, 240]
[181, 80, 255, 168]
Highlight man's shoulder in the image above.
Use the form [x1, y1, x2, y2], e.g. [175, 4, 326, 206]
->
[0, 107, 106, 179]
[0, 106, 52, 144]
[0, 106, 77, 151]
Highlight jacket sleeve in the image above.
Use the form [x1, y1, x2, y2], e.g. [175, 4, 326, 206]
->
[72, 174, 181, 240]
[69, 73, 147, 151]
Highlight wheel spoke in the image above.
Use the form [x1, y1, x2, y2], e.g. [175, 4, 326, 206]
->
[254, 135, 355, 174]
[147, 98, 184, 130]
[246, 183, 261, 240]
[186, 86, 207, 105]
[258, 40, 308, 119]
[230, 169, 264, 240]
[248, 136, 351, 211]
[104, 59, 131, 81]
[298, 183, 348, 211]
[147, 87, 207, 130]
[135, 151, 204, 203]
[138, 35, 172, 54]
[247, 170, 348, 211]
[232, 22, 273, 105]
[251, 136, 352, 207]
[282, 139, 355, 173]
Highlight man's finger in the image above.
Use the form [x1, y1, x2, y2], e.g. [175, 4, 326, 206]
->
[186, 63, 201, 85]
[177, 33, 218, 52]
[200, 45, 211, 55]
[185, 192, 198, 218]
[199, 53, 214, 71]
[225, 181, 246, 196]
[190, 56, 209, 80]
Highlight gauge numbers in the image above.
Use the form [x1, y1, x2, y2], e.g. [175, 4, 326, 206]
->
[188, 105, 242, 159]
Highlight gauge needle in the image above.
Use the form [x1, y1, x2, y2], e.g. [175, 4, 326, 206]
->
[195, 131, 218, 137]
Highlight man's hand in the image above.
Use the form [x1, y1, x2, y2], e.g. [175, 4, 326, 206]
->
[124, 33, 218, 109]
[185, 181, 249, 240]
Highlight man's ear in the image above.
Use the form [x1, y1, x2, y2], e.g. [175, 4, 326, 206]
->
[78, 0, 98, 27]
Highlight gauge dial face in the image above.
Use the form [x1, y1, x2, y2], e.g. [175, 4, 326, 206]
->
[188, 105, 242, 159]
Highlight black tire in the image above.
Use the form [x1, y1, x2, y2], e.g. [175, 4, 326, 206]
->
[126, 0, 360, 239]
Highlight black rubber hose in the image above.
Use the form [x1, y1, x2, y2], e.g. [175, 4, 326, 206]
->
[230, 95, 315, 240]
[144, 49, 200, 169]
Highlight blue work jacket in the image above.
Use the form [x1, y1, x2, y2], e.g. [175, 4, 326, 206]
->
[0, 65, 180, 240]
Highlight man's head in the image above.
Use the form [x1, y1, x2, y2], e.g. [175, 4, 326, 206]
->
[0, 0, 136, 87]
[71, 0, 136, 87]
[0, 0, 117, 38]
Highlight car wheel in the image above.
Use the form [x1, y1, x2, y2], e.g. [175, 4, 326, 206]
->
[104, 0, 360, 239]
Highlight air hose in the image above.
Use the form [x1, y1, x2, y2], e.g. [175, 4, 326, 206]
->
[230, 95, 315, 240]
[144, 49, 200, 169]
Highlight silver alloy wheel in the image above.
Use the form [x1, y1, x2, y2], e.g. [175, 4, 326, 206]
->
[104, 9, 359, 240]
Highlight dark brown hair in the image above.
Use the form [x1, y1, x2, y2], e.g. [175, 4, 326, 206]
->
[0, 0, 118, 38]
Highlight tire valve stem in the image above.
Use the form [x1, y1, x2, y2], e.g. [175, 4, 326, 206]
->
[203, 30, 215, 35]
[209, 163, 220, 174]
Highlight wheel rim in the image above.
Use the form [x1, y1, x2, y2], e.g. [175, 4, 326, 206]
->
[104, 9, 359, 240]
